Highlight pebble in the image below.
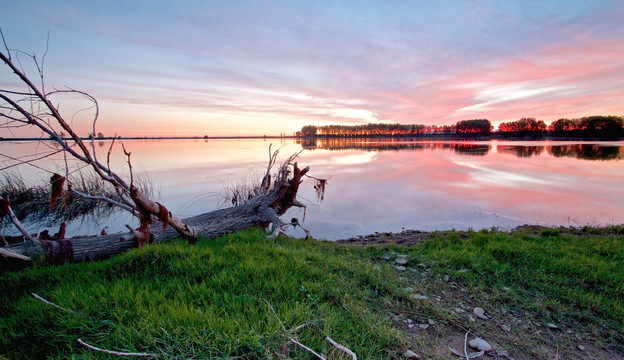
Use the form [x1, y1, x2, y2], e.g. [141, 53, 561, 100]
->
[418, 324, 429, 329]
[502, 286, 511, 291]
[395, 265, 407, 271]
[428, 319, 436, 325]
[457, 268, 470, 273]
[455, 307, 465, 314]
[395, 257, 408, 265]
[473, 307, 489, 320]
[578, 345, 586, 351]
[501, 324, 511, 332]
[468, 337, 492, 352]
[547, 323, 558, 329]
[410, 294, 428, 300]
[382, 255, 391, 261]
[403, 349, 420, 359]
[443, 275, 450, 282]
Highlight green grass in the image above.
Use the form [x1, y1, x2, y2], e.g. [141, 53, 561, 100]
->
[411, 228, 624, 328]
[1, 226, 623, 359]
[0, 228, 409, 359]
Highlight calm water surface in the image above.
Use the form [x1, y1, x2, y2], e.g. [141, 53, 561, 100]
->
[2, 138, 623, 240]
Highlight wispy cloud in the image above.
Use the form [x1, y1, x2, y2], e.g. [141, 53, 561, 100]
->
[1, 1, 623, 135]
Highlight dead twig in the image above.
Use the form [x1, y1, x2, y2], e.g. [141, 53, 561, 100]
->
[325, 336, 357, 360]
[464, 331, 470, 360]
[264, 298, 326, 359]
[77, 339, 157, 358]
[288, 337, 326, 360]
[263, 298, 287, 331]
[31, 293, 75, 314]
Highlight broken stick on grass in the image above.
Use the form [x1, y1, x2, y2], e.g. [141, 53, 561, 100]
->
[326, 336, 358, 360]
[77, 339, 157, 358]
[31, 293, 75, 314]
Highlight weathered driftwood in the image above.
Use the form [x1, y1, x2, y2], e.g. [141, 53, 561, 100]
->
[2, 160, 310, 264]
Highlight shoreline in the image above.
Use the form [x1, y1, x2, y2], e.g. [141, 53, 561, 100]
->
[1, 134, 623, 142]
[335, 224, 624, 245]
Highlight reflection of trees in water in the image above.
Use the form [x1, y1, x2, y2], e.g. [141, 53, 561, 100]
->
[497, 146, 545, 158]
[298, 137, 490, 156]
[548, 144, 623, 160]
[298, 138, 623, 160]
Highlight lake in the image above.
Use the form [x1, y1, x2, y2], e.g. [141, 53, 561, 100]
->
[2, 138, 624, 240]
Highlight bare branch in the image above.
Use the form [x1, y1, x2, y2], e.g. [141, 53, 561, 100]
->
[0, 248, 31, 261]
[0, 28, 10, 59]
[3, 201, 40, 249]
[69, 187, 135, 213]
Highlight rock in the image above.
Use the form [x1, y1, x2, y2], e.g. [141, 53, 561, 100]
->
[501, 324, 511, 332]
[403, 287, 414, 293]
[395, 257, 408, 265]
[418, 324, 429, 329]
[455, 307, 465, 314]
[395, 265, 407, 271]
[547, 323, 558, 329]
[382, 255, 391, 261]
[473, 307, 489, 320]
[410, 294, 428, 300]
[428, 319, 436, 325]
[578, 345, 586, 351]
[403, 349, 420, 359]
[468, 337, 492, 352]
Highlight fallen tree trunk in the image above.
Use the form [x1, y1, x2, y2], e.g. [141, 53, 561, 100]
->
[2, 161, 312, 265]
[1, 32, 320, 267]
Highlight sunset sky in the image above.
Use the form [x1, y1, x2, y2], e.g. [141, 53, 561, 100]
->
[1, 1, 623, 137]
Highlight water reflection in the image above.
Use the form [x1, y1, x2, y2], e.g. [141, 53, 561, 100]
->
[299, 137, 624, 161]
[1, 139, 623, 240]
[548, 144, 623, 160]
[496, 146, 545, 158]
[298, 137, 491, 155]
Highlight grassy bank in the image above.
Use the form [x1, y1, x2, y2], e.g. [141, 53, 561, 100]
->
[1, 226, 622, 359]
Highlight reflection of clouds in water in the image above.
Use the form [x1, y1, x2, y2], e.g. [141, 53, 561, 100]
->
[456, 160, 553, 186]
[3, 139, 624, 239]
[330, 152, 377, 165]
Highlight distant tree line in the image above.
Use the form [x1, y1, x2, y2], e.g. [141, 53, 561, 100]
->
[298, 115, 624, 139]
[298, 119, 492, 137]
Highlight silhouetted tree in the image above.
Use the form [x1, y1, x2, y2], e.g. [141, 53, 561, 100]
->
[455, 119, 492, 135]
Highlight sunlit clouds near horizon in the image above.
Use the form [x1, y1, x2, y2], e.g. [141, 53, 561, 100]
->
[1, 1, 623, 137]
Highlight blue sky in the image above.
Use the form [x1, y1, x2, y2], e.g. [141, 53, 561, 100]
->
[1, 0, 623, 136]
